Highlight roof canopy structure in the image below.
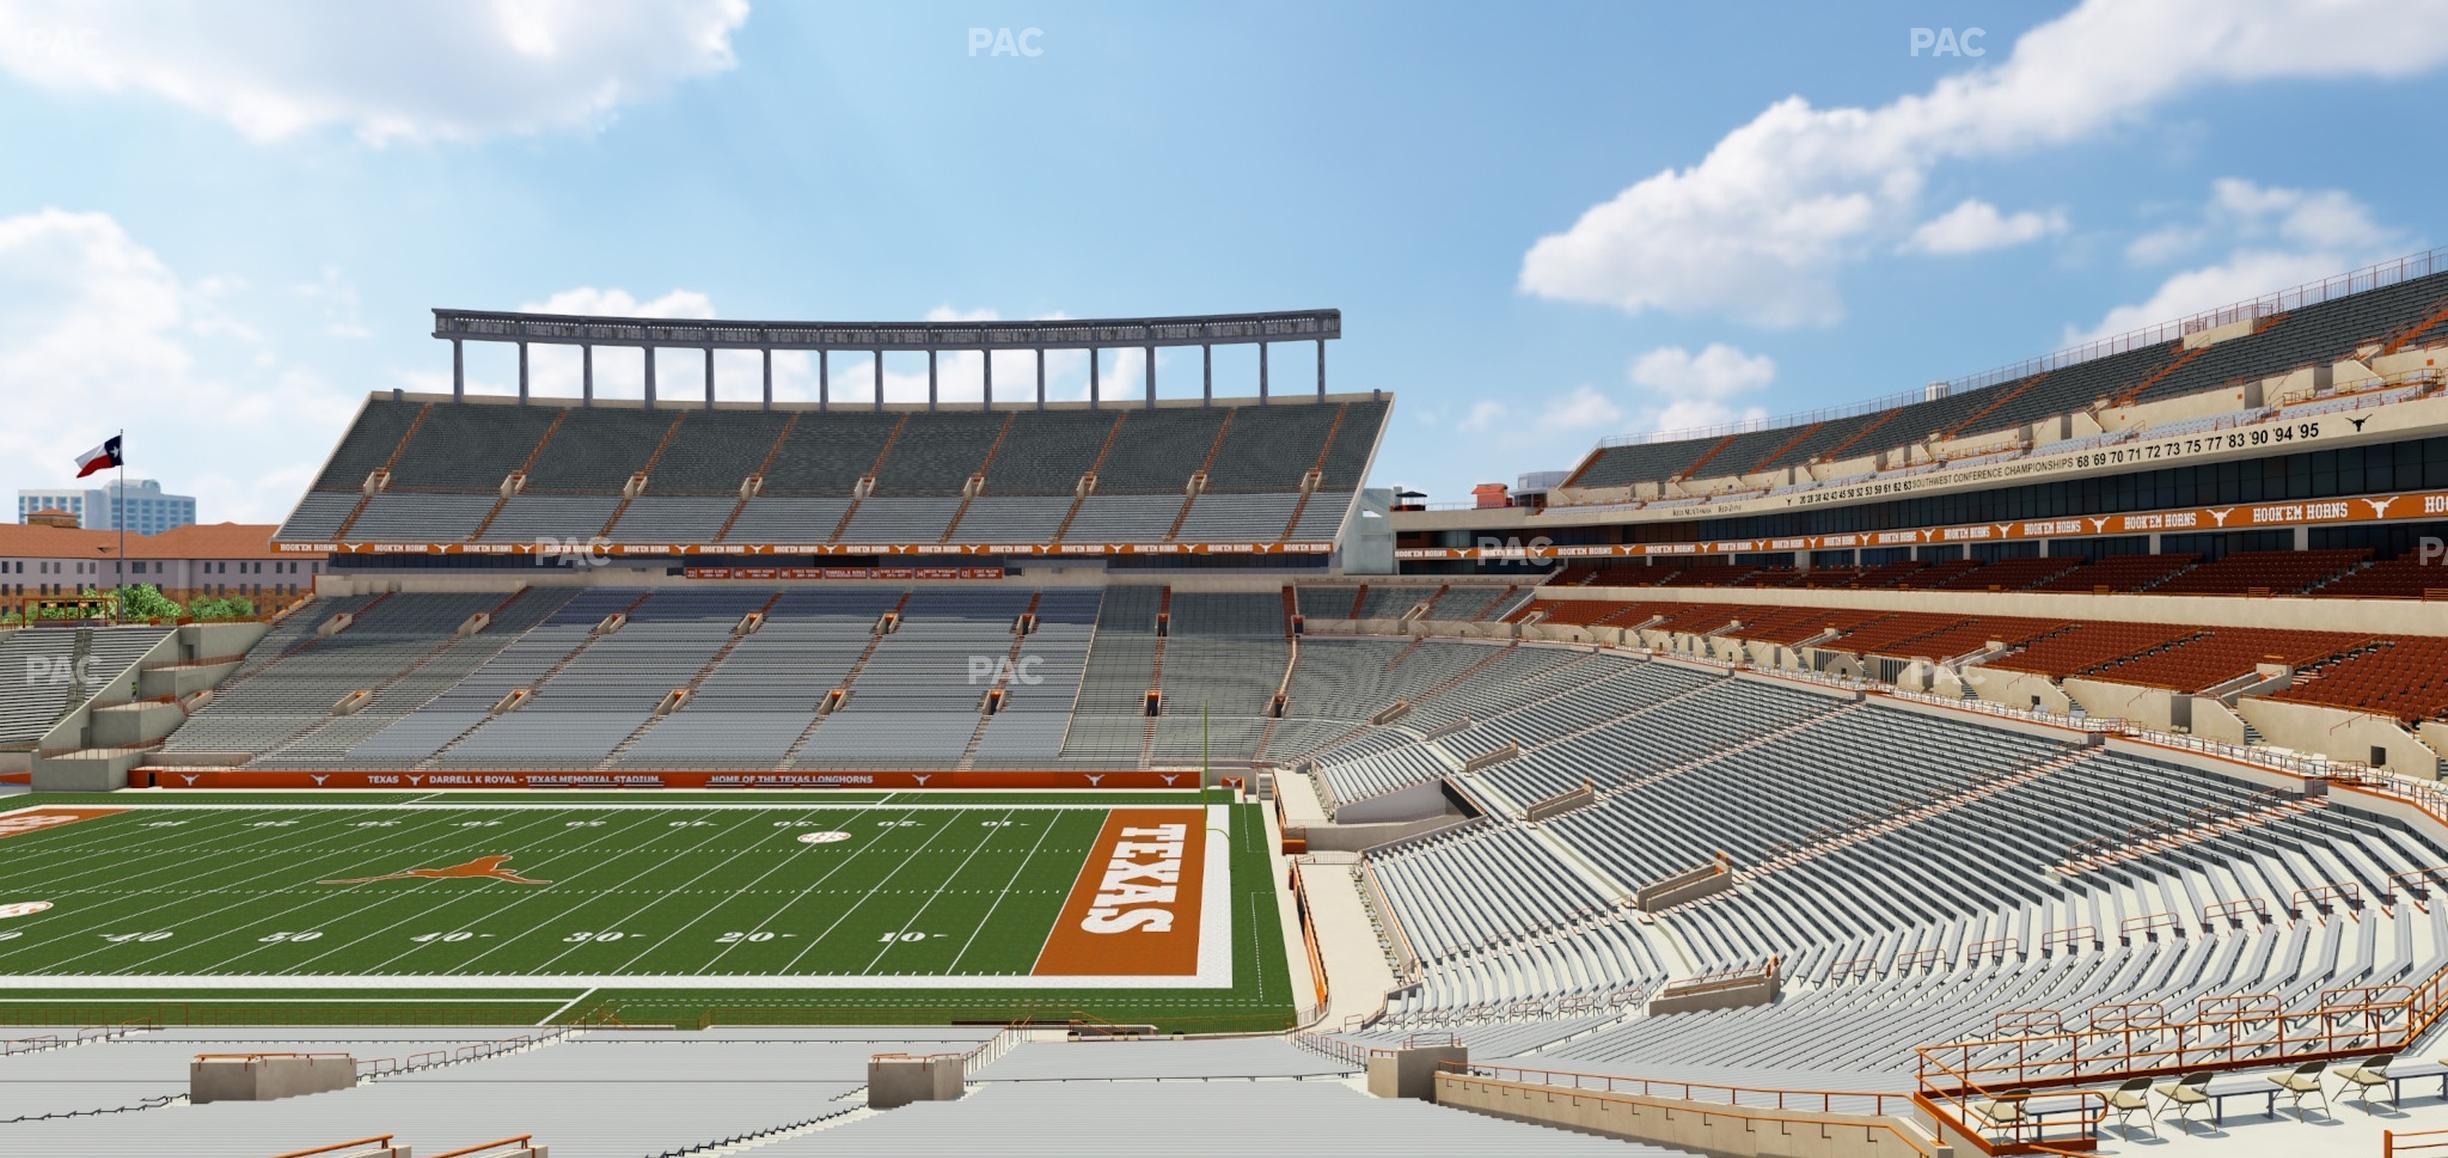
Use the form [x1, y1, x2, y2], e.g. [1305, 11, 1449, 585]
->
[431, 307, 1343, 411]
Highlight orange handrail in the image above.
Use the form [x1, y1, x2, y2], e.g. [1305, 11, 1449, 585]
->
[2388, 1128, 2448, 1156]
[266, 1137, 395, 1158]
[428, 1136, 533, 1158]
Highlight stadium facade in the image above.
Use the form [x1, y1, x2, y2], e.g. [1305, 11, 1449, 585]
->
[12, 269, 2448, 1154]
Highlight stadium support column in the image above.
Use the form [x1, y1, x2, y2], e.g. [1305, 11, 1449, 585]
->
[644, 346, 657, 411]
[1202, 344, 1213, 404]
[1035, 348, 1045, 411]
[704, 347, 715, 410]
[582, 344, 594, 407]
[1317, 338, 1326, 399]
[1144, 343, 1155, 409]
[982, 347, 993, 411]
[517, 341, 529, 404]
[819, 349, 829, 412]
[761, 348, 773, 412]
[451, 338, 464, 401]
[1259, 341, 1270, 405]
[1090, 347, 1100, 409]
[928, 349, 938, 413]
[872, 350, 883, 412]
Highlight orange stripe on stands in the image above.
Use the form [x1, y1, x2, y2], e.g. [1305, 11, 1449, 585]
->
[1033, 807, 1207, 977]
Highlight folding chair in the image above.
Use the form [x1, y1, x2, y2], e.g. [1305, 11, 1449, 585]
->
[2105, 1076, 2156, 1134]
[2154, 1071, 2213, 1127]
[2266, 1060, 2330, 1116]
[2337, 1054, 2396, 1106]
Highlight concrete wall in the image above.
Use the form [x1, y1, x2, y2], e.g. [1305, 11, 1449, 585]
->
[2061, 678, 2177, 730]
[191, 1054, 357, 1103]
[1433, 1073, 1951, 1158]
[2237, 696, 2442, 776]
[868, 1054, 965, 1108]
[1525, 581, 2448, 638]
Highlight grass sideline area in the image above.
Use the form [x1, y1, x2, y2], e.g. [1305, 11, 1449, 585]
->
[0, 793, 1293, 1034]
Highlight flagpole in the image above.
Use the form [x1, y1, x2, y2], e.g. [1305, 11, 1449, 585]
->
[115, 429, 125, 616]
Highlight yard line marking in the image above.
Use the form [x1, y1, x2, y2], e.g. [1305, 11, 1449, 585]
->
[537, 987, 596, 1026]
[652, 808, 926, 976]
[95, 809, 576, 975]
[777, 810, 977, 977]
[0, 807, 487, 970]
[369, 808, 765, 977]
[945, 810, 1070, 974]
[479, 809, 791, 976]
[863, 809, 1019, 975]
[205, 809, 670, 977]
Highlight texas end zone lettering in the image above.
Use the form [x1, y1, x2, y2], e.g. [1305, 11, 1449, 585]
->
[1035, 808, 1208, 976]
[1082, 823, 1189, 934]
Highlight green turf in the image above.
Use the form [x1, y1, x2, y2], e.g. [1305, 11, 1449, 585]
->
[0, 796, 1293, 1033]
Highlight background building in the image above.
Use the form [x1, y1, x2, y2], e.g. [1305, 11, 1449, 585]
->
[17, 479, 197, 535]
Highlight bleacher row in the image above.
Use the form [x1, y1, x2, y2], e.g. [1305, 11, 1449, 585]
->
[1557, 547, 2433, 598]
[1564, 267, 2448, 491]
[1490, 590, 2448, 723]
[0, 625, 173, 748]
[1284, 662, 2448, 1084]
[274, 396, 1388, 546]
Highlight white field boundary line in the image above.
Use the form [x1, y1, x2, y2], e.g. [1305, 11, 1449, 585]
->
[539, 986, 597, 1026]
[1, 801, 1185, 813]
[1202, 803, 1233, 982]
[0, 971, 1233, 989]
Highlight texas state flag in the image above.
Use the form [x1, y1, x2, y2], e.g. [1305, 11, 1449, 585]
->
[74, 435, 123, 479]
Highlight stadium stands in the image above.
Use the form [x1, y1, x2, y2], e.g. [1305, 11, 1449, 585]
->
[278, 396, 1390, 548]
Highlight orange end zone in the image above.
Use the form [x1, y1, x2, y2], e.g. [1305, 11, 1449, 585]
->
[0, 807, 126, 839]
[1034, 807, 1209, 977]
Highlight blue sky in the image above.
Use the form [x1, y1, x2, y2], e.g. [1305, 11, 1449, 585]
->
[2, 0, 2444, 522]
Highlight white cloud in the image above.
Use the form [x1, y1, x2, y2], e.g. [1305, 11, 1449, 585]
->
[2074, 180, 2409, 343]
[1535, 386, 1621, 433]
[0, 0, 749, 144]
[1456, 400, 1507, 433]
[1624, 343, 1776, 437]
[0, 208, 358, 523]
[1904, 199, 2068, 255]
[1519, 0, 2448, 327]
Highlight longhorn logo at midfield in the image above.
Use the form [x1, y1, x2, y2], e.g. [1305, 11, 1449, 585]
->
[320, 855, 551, 887]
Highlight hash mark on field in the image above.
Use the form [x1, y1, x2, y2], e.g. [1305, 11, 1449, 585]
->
[0, 809, 489, 972]
[516, 810, 808, 976]
[778, 810, 974, 977]
[610, 808, 921, 975]
[692, 809, 927, 975]
[946, 808, 1071, 974]
[863, 809, 1018, 974]
[125, 809, 582, 975]
[210, 810, 670, 976]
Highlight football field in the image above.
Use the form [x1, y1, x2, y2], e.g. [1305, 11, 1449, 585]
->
[0, 791, 1292, 1031]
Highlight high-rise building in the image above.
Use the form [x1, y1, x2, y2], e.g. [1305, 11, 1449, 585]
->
[17, 479, 197, 535]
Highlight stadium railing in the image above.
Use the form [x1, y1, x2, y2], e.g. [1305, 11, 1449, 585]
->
[1438, 1061, 1946, 1157]
[2389, 1129, 2448, 1158]
[428, 1135, 541, 1158]
[269, 1137, 405, 1158]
